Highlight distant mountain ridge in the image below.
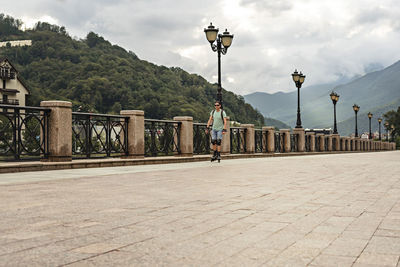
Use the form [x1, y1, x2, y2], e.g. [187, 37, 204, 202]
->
[245, 60, 400, 134]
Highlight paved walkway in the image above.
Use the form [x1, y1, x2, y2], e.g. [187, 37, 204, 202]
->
[0, 152, 399, 266]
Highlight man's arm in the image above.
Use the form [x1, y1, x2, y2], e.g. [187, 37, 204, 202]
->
[222, 117, 227, 134]
[206, 115, 213, 132]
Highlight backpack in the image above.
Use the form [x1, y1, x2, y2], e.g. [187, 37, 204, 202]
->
[212, 109, 225, 121]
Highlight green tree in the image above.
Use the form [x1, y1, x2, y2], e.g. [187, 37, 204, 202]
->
[383, 106, 400, 147]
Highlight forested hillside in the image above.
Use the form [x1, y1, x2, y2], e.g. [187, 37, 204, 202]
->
[0, 14, 264, 125]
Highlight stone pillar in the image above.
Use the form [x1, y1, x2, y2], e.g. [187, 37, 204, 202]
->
[241, 124, 255, 153]
[340, 137, 345, 151]
[346, 137, 351, 151]
[173, 116, 193, 156]
[306, 132, 316, 152]
[332, 134, 340, 151]
[263, 126, 275, 153]
[293, 128, 305, 152]
[280, 129, 291, 153]
[327, 135, 333, 151]
[120, 110, 145, 158]
[40, 101, 72, 162]
[317, 134, 325, 151]
[221, 117, 230, 154]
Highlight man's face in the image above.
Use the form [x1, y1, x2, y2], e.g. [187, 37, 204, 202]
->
[215, 103, 221, 110]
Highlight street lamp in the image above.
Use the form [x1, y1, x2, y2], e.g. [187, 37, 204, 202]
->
[353, 104, 360, 137]
[330, 91, 340, 134]
[385, 122, 389, 141]
[368, 112, 373, 139]
[204, 22, 234, 105]
[292, 70, 306, 128]
[378, 118, 382, 140]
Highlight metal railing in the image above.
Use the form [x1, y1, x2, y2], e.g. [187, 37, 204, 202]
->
[333, 138, 337, 151]
[255, 129, 263, 153]
[193, 123, 210, 155]
[0, 99, 19, 105]
[324, 136, 329, 151]
[315, 135, 321, 152]
[291, 133, 298, 152]
[275, 132, 281, 152]
[145, 119, 181, 157]
[305, 135, 311, 152]
[0, 68, 16, 79]
[0, 104, 50, 161]
[72, 112, 129, 158]
[230, 127, 246, 154]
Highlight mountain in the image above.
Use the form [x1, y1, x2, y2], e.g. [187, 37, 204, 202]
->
[0, 14, 264, 126]
[264, 117, 291, 130]
[244, 78, 356, 127]
[245, 61, 400, 133]
[334, 97, 400, 136]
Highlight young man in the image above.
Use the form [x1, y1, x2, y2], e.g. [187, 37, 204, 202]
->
[206, 101, 227, 162]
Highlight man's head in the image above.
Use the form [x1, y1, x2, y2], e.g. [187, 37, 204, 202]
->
[214, 101, 221, 111]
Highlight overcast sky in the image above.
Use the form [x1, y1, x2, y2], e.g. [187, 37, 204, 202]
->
[3, 0, 400, 95]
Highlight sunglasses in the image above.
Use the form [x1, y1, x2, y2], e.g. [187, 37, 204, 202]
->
[215, 104, 220, 106]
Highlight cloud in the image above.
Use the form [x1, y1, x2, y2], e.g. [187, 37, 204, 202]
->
[2, 0, 400, 96]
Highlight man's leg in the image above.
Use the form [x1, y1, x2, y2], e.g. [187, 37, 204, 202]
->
[211, 130, 218, 159]
[216, 130, 223, 160]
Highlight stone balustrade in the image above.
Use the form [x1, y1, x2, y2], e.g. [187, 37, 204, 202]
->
[1, 100, 396, 162]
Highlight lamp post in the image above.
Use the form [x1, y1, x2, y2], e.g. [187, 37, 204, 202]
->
[353, 104, 360, 137]
[378, 118, 382, 140]
[330, 91, 340, 134]
[385, 122, 389, 141]
[204, 23, 234, 105]
[292, 70, 306, 128]
[368, 112, 373, 139]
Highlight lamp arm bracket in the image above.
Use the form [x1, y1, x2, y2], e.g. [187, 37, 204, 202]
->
[210, 43, 218, 52]
[221, 47, 228, 55]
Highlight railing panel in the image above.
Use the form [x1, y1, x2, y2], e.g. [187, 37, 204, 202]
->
[324, 136, 329, 151]
[255, 129, 263, 153]
[305, 135, 311, 152]
[315, 135, 321, 152]
[291, 133, 298, 152]
[145, 119, 181, 157]
[275, 132, 281, 153]
[230, 127, 246, 154]
[0, 104, 50, 161]
[72, 112, 129, 158]
[193, 123, 210, 155]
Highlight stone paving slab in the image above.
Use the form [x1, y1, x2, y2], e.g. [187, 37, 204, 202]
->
[0, 151, 399, 266]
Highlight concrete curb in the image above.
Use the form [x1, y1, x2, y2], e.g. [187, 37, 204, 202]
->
[0, 150, 391, 174]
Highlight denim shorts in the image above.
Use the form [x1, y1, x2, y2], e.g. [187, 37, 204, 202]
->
[211, 129, 223, 140]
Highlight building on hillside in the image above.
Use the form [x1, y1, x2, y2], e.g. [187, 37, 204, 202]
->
[0, 40, 32, 48]
[0, 58, 30, 106]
